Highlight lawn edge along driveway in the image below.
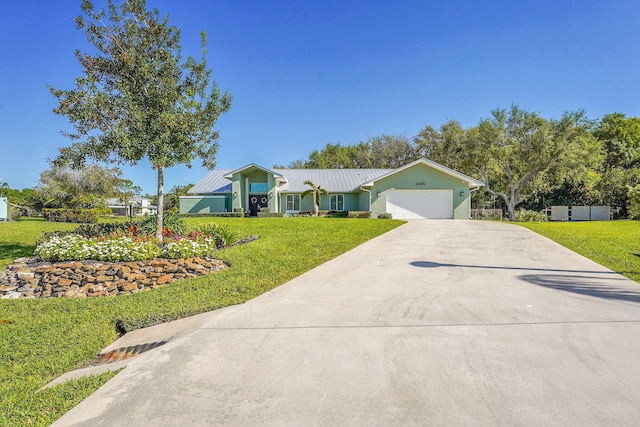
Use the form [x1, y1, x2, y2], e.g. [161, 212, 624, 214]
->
[517, 220, 640, 284]
[0, 217, 404, 426]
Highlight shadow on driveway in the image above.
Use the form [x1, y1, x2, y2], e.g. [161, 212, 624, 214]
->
[410, 260, 640, 304]
[519, 273, 640, 304]
[410, 260, 620, 276]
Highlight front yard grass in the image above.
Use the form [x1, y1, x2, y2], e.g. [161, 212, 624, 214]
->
[517, 220, 640, 283]
[0, 217, 403, 426]
[0, 218, 77, 269]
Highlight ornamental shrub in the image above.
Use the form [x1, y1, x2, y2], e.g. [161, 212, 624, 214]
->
[35, 235, 161, 262]
[192, 223, 240, 247]
[138, 214, 187, 236]
[628, 185, 640, 219]
[74, 221, 137, 237]
[257, 212, 284, 218]
[514, 209, 547, 222]
[326, 211, 348, 218]
[42, 208, 100, 223]
[89, 237, 161, 262]
[160, 238, 217, 258]
[34, 221, 246, 262]
[377, 213, 392, 219]
[181, 212, 243, 218]
[35, 235, 93, 261]
[347, 211, 372, 218]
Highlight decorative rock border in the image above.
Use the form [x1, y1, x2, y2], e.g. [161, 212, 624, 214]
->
[0, 256, 228, 299]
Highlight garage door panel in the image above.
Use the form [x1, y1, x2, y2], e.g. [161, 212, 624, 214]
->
[386, 190, 453, 219]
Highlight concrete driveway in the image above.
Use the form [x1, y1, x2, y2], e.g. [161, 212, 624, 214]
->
[54, 220, 640, 426]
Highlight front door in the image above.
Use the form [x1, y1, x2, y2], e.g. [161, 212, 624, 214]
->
[248, 194, 268, 216]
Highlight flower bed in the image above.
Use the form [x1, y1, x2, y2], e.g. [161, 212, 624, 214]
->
[0, 217, 258, 299]
[34, 218, 243, 263]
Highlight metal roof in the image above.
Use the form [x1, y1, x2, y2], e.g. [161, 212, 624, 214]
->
[187, 159, 484, 195]
[188, 169, 233, 194]
[273, 169, 393, 192]
[188, 168, 393, 194]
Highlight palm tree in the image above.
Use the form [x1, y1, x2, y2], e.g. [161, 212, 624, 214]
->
[301, 180, 328, 216]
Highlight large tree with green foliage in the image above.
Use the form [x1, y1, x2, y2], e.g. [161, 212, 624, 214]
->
[592, 113, 640, 216]
[292, 134, 417, 169]
[472, 106, 602, 220]
[36, 163, 124, 209]
[414, 120, 471, 172]
[49, 0, 231, 239]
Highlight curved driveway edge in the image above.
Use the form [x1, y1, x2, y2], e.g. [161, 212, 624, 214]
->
[54, 220, 640, 426]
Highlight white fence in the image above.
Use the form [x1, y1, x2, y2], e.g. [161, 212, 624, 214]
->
[546, 206, 611, 221]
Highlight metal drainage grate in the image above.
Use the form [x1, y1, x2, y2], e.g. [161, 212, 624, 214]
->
[88, 341, 168, 366]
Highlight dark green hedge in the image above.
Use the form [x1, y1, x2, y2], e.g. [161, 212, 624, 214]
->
[257, 212, 284, 218]
[347, 211, 372, 218]
[42, 209, 100, 224]
[180, 212, 244, 218]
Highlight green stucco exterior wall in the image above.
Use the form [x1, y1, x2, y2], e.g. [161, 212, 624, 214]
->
[370, 163, 471, 219]
[180, 195, 231, 214]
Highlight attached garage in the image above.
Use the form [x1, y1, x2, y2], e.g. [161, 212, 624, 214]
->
[365, 159, 485, 220]
[386, 190, 453, 219]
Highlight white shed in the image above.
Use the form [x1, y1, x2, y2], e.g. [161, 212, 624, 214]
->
[0, 197, 7, 221]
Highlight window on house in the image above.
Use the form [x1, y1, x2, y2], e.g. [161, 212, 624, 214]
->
[286, 194, 300, 211]
[250, 183, 268, 193]
[330, 194, 344, 211]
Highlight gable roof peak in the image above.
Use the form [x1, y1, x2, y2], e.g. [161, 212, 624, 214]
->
[362, 157, 484, 188]
[222, 163, 286, 180]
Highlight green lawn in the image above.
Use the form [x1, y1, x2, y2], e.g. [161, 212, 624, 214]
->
[0, 217, 403, 426]
[517, 220, 640, 283]
[0, 218, 77, 269]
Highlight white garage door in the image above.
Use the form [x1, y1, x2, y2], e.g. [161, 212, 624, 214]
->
[386, 190, 453, 219]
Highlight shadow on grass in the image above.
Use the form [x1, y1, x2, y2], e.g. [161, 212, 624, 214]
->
[0, 242, 36, 262]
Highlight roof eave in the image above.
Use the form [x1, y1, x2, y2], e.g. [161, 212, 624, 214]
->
[223, 163, 285, 180]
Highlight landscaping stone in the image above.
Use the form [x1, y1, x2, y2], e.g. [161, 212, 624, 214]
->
[0, 256, 228, 299]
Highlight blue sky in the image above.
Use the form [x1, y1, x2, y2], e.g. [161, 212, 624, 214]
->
[1, 0, 640, 194]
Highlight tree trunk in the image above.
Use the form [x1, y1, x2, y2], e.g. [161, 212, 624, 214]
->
[156, 167, 164, 241]
[507, 201, 516, 221]
[312, 201, 319, 216]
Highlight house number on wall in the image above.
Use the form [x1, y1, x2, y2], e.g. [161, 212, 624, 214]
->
[416, 182, 426, 186]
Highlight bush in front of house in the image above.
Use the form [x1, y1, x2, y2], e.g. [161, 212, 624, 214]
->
[347, 211, 372, 218]
[325, 211, 348, 218]
[181, 212, 243, 218]
[514, 209, 547, 222]
[257, 212, 284, 218]
[377, 213, 393, 219]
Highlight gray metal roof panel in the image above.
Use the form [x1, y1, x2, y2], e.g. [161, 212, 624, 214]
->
[273, 169, 393, 192]
[188, 168, 394, 194]
[188, 169, 234, 194]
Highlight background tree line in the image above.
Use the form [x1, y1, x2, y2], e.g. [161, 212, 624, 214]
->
[0, 163, 192, 219]
[280, 106, 640, 220]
